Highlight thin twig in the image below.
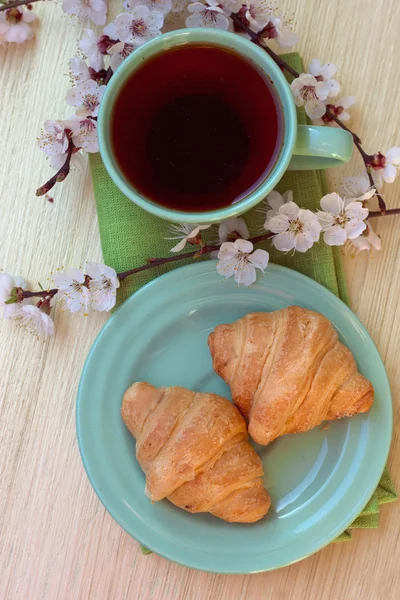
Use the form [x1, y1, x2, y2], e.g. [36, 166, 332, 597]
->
[119, 232, 274, 280]
[36, 139, 75, 196]
[369, 208, 400, 218]
[23, 288, 58, 299]
[0, 0, 42, 11]
[20, 233, 274, 299]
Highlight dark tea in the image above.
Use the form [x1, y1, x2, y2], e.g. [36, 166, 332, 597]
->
[111, 44, 282, 212]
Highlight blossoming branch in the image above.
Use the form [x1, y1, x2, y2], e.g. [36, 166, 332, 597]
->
[21, 0, 399, 218]
[0, 185, 390, 339]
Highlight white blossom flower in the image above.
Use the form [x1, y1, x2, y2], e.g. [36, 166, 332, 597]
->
[53, 268, 91, 313]
[64, 116, 99, 153]
[0, 273, 29, 318]
[167, 224, 211, 253]
[38, 120, 69, 159]
[115, 6, 164, 46]
[66, 80, 106, 118]
[123, 0, 172, 16]
[69, 57, 90, 84]
[344, 221, 381, 257]
[323, 96, 356, 123]
[290, 73, 330, 119]
[267, 201, 322, 252]
[62, 0, 108, 26]
[37, 120, 79, 170]
[263, 189, 293, 223]
[245, 0, 275, 29]
[11, 305, 54, 340]
[218, 217, 249, 244]
[86, 262, 120, 312]
[0, 7, 36, 44]
[317, 191, 372, 246]
[372, 147, 400, 185]
[78, 29, 105, 72]
[261, 15, 299, 48]
[186, 0, 229, 30]
[217, 239, 269, 286]
[308, 59, 340, 98]
[107, 41, 135, 70]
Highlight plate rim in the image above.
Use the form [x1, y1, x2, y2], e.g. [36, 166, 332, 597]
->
[76, 261, 393, 574]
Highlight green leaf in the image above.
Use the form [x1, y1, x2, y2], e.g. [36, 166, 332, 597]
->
[140, 545, 152, 555]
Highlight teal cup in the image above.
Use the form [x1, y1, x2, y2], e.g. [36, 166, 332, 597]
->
[98, 29, 353, 224]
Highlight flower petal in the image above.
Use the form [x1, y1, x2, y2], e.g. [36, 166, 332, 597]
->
[248, 249, 269, 271]
[308, 58, 322, 77]
[233, 239, 253, 253]
[350, 237, 372, 253]
[216, 257, 236, 279]
[294, 233, 314, 252]
[327, 79, 341, 98]
[282, 190, 294, 204]
[339, 95, 356, 109]
[383, 163, 397, 183]
[338, 111, 350, 122]
[299, 73, 318, 86]
[322, 62, 337, 79]
[235, 263, 256, 286]
[218, 217, 249, 243]
[366, 224, 382, 251]
[273, 232, 296, 251]
[305, 101, 327, 119]
[320, 192, 343, 215]
[344, 219, 367, 240]
[170, 238, 187, 252]
[323, 225, 347, 246]
[217, 242, 239, 261]
[315, 81, 330, 100]
[279, 201, 300, 220]
[316, 211, 336, 230]
[267, 190, 285, 211]
[385, 146, 400, 165]
[267, 214, 290, 234]
[345, 201, 369, 220]
[352, 188, 376, 202]
[85, 261, 102, 280]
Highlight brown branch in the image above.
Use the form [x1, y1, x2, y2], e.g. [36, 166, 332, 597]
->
[0, 0, 42, 11]
[103, 66, 114, 85]
[369, 208, 400, 218]
[15, 200, 399, 303]
[230, 12, 387, 213]
[119, 232, 274, 281]
[36, 139, 76, 197]
[19, 233, 274, 301]
[22, 288, 58, 299]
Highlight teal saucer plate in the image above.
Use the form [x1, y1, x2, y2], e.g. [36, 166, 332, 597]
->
[76, 262, 392, 573]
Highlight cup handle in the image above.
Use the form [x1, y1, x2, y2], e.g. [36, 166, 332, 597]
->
[287, 125, 353, 171]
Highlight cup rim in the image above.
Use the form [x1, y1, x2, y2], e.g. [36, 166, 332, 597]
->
[98, 29, 297, 224]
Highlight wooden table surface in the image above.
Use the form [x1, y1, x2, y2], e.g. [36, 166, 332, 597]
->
[1, 1, 400, 598]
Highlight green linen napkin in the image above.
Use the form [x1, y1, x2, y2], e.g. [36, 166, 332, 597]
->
[89, 52, 396, 543]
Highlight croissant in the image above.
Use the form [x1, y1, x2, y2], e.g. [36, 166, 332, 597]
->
[208, 306, 374, 446]
[121, 382, 271, 523]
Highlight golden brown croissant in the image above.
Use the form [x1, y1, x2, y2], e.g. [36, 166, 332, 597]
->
[121, 382, 271, 523]
[208, 306, 374, 446]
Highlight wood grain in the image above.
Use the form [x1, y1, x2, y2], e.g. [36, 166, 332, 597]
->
[1, 1, 399, 598]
